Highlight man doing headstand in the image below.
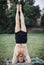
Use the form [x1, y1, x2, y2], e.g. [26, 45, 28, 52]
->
[12, 4, 31, 64]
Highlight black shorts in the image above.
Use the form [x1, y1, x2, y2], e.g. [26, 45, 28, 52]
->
[15, 31, 27, 43]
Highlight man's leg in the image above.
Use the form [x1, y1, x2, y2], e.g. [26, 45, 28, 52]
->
[20, 5, 27, 32]
[15, 5, 20, 33]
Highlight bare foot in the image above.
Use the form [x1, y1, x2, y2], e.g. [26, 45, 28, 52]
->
[16, 4, 20, 12]
[20, 4, 22, 12]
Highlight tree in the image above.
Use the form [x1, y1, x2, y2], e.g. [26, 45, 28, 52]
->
[0, 0, 40, 33]
[41, 14, 44, 27]
[23, 0, 40, 27]
[0, 0, 7, 33]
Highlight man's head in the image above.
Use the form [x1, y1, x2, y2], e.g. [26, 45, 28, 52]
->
[18, 56, 24, 62]
[17, 52, 25, 63]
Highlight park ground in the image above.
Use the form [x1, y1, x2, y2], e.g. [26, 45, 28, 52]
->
[0, 32, 44, 60]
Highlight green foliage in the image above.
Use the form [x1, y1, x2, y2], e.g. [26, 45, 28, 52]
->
[0, 0, 7, 33]
[24, 1, 40, 27]
[27, 0, 35, 5]
[0, 0, 40, 33]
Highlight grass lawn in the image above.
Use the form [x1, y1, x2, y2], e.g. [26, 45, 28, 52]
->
[0, 33, 44, 59]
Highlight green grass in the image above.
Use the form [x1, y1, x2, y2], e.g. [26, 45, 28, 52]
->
[0, 33, 44, 59]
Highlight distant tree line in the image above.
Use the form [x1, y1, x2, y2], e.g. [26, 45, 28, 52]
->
[0, 0, 42, 33]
